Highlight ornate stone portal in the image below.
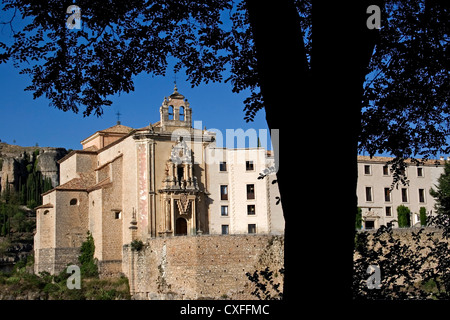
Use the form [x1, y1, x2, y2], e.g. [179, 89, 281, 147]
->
[159, 138, 200, 236]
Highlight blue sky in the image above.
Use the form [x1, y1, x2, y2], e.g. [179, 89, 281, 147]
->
[0, 4, 273, 152]
[0, 57, 270, 151]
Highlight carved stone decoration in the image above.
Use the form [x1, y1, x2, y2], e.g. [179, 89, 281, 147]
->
[177, 193, 191, 215]
[165, 198, 171, 231]
[170, 139, 191, 165]
[129, 207, 137, 229]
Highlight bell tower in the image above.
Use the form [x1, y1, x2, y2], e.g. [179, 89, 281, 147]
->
[159, 85, 192, 131]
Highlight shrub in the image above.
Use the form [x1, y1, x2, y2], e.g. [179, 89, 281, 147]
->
[353, 222, 450, 300]
[356, 207, 362, 230]
[246, 267, 284, 300]
[130, 240, 144, 252]
[397, 205, 411, 228]
[79, 231, 98, 278]
[420, 207, 427, 227]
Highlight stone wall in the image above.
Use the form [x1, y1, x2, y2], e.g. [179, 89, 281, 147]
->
[356, 227, 445, 250]
[123, 234, 284, 300]
[35, 247, 80, 274]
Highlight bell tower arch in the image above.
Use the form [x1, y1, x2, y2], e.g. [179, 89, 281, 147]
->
[159, 85, 192, 131]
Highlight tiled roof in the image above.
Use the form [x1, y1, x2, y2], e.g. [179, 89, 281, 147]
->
[99, 124, 133, 134]
[87, 178, 112, 192]
[83, 145, 98, 151]
[50, 172, 96, 193]
[35, 203, 54, 210]
[57, 149, 97, 164]
[43, 169, 115, 196]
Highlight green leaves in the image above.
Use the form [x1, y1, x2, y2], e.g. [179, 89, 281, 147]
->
[1, 0, 237, 117]
[360, 0, 450, 162]
[397, 204, 411, 228]
[78, 231, 98, 278]
[430, 161, 450, 216]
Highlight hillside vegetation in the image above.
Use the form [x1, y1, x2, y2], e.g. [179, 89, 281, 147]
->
[0, 258, 131, 300]
[0, 234, 131, 300]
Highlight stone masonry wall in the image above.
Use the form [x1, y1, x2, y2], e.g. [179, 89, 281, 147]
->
[123, 234, 284, 300]
[354, 227, 450, 286]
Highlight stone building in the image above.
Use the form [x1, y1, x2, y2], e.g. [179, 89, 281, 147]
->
[207, 147, 283, 235]
[34, 86, 284, 277]
[357, 155, 445, 230]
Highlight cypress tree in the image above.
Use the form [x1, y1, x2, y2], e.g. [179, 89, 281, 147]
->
[356, 207, 362, 230]
[430, 161, 450, 217]
[397, 205, 411, 228]
[419, 207, 427, 227]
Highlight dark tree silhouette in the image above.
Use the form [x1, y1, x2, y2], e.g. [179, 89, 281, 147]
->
[1, 0, 449, 303]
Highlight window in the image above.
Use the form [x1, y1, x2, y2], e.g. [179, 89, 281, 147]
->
[364, 165, 371, 175]
[220, 185, 228, 200]
[401, 188, 408, 202]
[177, 166, 184, 186]
[221, 225, 229, 235]
[384, 188, 391, 202]
[219, 162, 227, 172]
[365, 187, 372, 202]
[248, 224, 256, 234]
[168, 105, 174, 120]
[246, 184, 255, 200]
[383, 165, 389, 176]
[114, 211, 122, 219]
[246, 161, 254, 171]
[221, 205, 228, 216]
[419, 189, 425, 203]
[179, 106, 185, 121]
[365, 220, 375, 230]
[385, 206, 392, 217]
[247, 204, 256, 215]
[43, 210, 49, 216]
[417, 167, 423, 177]
[70, 198, 78, 206]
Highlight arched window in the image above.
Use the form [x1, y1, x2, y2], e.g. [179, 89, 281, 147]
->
[43, 210, 49, 215]
[179, 106, 185, 121]
[168, 106, 174, 120]
[70, 198, 78, 206]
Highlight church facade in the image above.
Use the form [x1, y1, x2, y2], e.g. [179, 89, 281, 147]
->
[33, 86, 284, 276]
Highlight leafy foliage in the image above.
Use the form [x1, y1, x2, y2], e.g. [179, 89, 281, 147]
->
[0, 149, 52, 236]
[430, 161, 450, 216]
[0, 0, 448, 302]
[397, 205, 411, 228]
[19, 150, 53, 209]
[130, 239, 144, 252]
[0, 265, 130, 300]
[0, 0, 312, 122]
[78, 231, 98, 278]
[420, 207, 427, 226]
[246, 267, 284, 300]
[359, 1, 450, 184]
[0, 0, 233, 116]
[356, 207, 362, 230]
[354, 201, 450, 300]
[353, 223, 450, 300]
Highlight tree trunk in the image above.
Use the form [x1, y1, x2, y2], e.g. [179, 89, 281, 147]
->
[245, 0, 311, 303]
[246, 1, 379, 304]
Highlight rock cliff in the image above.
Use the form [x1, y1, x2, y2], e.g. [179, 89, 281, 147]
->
[0, 142, 68, 192]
